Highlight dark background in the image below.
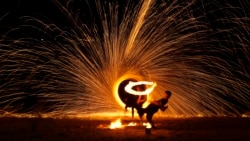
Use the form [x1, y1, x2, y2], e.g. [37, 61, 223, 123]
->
[0, 0, 249, 114]
[0, 0, 65, 31]
[1, 0, 249, 32]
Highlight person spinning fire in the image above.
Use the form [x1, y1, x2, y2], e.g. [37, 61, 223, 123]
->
[137, 90, 172, 129]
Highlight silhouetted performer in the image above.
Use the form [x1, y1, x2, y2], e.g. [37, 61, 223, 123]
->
[138, 90, 172, 128]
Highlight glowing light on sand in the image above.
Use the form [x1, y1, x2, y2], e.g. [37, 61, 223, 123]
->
[124, 81, 157, 95]
[127, 122, 149, 127]
[109, 118, 123, 129]
[108, 119, 150, 129]
[146, 123, 152, 129]
[127, 122, 137, 126]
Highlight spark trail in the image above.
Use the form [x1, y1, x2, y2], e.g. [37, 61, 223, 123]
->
[0, 0, 249, 117]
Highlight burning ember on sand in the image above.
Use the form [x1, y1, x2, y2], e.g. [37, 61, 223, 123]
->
[98, 118, 151, 129]
[109, 118, 124, 129]
[107, 118, 150, 129]
[145, 122, 152, 129]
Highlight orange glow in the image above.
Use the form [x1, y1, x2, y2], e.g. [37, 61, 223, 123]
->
[124, 81, 157, 95]
[107, 118, 152, 129]
[146, 122, 152, 129]
[109, 118, 123, 129]
[127, 122, 137, 126]
[127, 122, 150, 127]
[112, 74, 144, 109]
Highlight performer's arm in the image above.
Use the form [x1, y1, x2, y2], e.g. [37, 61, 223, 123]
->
[150, 99, 162, 106]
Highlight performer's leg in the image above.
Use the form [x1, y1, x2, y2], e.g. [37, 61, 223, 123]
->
[146, 112, 155, 128]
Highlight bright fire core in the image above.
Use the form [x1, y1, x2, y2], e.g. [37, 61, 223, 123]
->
[125, 81, 157, 96]
[113, 74, 156, 110]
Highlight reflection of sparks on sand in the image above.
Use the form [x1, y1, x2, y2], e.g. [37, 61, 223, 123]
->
[97, 118, 150, 129]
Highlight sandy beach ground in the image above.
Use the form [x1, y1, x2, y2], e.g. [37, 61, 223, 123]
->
[0, 116, 250, 141]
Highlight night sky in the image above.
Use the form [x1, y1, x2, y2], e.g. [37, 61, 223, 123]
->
[0, 0, 249, 38]
[1, 0, 65, 33]
[1, 0, 249, 32]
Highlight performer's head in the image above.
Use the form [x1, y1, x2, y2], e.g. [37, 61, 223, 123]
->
[164, 90, 172, 99]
